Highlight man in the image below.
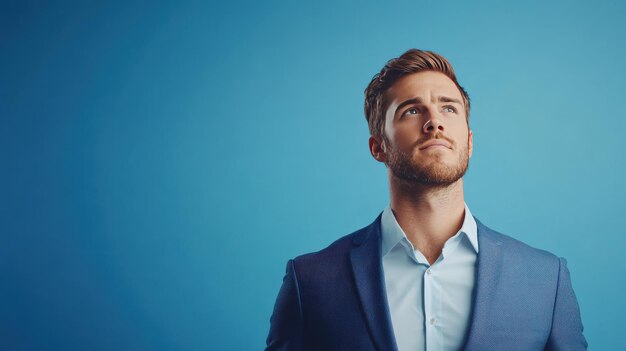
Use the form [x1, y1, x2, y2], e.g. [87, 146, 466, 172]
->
[266, 49, 587, 351]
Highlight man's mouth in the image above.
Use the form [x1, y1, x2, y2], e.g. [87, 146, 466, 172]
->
[418, 140, 452, 150]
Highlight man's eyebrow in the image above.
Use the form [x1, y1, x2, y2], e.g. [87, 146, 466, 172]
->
[438, 96, 463, 105]
[394, 97, 423, 116]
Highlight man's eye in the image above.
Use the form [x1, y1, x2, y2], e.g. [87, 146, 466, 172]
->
[443, 106, 457, 113]
[404, 107, 420, 116]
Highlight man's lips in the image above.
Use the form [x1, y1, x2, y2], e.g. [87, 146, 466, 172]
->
[418, 139, 452, 150]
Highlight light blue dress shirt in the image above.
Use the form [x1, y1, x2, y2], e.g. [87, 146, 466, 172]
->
[381, 203, 479, 351]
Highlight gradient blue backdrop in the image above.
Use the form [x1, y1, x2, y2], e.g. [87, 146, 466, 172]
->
[3, 0, 625, 349]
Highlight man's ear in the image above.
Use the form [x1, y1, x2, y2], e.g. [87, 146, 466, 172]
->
[369, 135, 387, 163]
[468, 129, 473, 158]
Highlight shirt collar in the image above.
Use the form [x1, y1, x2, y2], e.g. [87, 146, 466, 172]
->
[380, 202, 479, 257]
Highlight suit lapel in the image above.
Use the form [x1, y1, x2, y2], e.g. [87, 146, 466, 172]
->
[349, 214, 399, 351]
[463, 218, 504, 351]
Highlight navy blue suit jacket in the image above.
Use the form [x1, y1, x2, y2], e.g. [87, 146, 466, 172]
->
[266, 214, 587, 350]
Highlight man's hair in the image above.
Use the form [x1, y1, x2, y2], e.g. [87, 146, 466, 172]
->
[364, 49, 470, 137]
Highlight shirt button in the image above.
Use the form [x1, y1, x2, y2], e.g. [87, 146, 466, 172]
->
[430, 318, 436, 325]
[426, 269, 432, 275]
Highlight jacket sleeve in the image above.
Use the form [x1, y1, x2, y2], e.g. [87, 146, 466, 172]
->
[545, 257, 588, 350]
[266, 259, 304, 351]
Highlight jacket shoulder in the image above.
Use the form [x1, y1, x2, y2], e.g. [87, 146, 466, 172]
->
[291, 213, 381, 270]
[477, 217, 561, 264]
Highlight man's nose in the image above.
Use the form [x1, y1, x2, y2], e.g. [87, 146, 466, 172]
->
[422, 114, 444, 134]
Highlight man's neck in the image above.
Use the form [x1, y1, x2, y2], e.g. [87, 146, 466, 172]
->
[388, 176, 466, 265]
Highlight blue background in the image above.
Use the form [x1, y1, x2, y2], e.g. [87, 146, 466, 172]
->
[3, 0, 625, 349]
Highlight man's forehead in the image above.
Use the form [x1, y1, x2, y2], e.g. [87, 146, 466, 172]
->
[385, 71, 462, 103]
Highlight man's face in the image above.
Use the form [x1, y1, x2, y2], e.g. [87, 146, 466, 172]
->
[378, 71, 473, 186]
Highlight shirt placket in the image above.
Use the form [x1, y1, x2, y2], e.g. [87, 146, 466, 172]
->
[424, 263, 443, 351]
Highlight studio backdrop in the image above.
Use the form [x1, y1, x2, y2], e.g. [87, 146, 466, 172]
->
[3, 0, 625, 349]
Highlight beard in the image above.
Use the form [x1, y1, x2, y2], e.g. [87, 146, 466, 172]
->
[384, 135, 470, 186]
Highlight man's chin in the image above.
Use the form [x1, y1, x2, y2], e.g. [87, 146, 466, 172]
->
[402, 163, 467, 186]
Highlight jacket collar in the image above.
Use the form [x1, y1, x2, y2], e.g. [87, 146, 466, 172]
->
[462, 218, 504, 351]
[349, 213, 399, 351]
